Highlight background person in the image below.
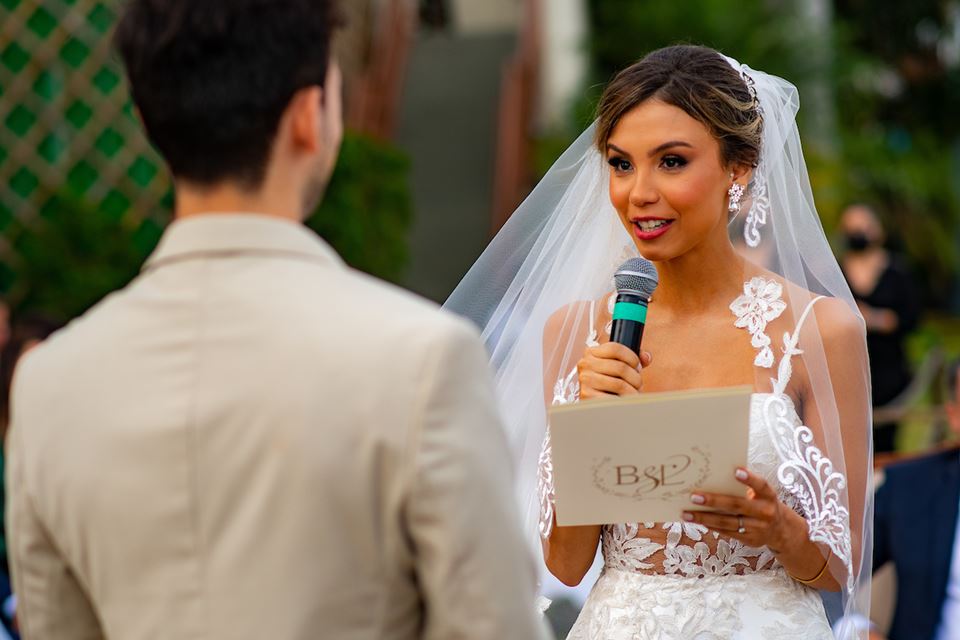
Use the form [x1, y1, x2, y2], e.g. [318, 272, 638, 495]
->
[839, 203, 921, 453]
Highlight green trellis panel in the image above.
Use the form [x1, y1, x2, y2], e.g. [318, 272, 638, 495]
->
[0, 0, 170, 237]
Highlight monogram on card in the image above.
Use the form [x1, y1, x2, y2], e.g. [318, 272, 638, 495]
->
[549, 386, 752, 526]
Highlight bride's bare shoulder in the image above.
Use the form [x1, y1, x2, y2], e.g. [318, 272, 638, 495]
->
[744, 264, 862, 345]
[543, 292, 615, 347]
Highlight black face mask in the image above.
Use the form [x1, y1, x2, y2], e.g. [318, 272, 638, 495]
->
[845, 232, 872, 252]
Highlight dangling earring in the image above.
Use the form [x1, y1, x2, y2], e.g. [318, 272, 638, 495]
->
[728, 182, 745, 215]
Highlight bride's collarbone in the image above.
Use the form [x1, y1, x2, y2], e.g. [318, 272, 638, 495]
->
[641, 316, 752, 358]
[638, 323, 757, 392]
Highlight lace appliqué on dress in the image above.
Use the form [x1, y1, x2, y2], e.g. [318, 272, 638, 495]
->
[567, 569, 834, 640]
[730, 277, 787, 368]
[602, 523, 664, 572]
[600, 520, 778, 579]
[660, 521, 777, 578]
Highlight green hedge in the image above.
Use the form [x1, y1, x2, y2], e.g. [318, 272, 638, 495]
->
[0, 131, 413, 323]
[307, 132, 412, 284]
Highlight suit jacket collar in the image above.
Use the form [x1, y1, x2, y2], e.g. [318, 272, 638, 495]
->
[143, 213, 344, 273]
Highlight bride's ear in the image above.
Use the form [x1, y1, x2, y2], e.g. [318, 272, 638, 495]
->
[730, 163, 753, 187]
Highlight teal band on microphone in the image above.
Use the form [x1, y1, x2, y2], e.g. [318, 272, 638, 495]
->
[613, 301, 647, 324]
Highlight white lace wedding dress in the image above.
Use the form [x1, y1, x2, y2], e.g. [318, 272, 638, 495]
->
[539, 278, 840, 639]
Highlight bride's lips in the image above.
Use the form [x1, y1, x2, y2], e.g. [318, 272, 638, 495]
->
[631, 217, 675, 240]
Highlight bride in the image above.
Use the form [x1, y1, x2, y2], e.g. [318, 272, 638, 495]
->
[446, 45, 872, 638]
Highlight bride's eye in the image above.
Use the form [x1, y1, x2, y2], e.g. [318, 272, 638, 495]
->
[608, 157, 632, 173]
[661, 155, 688, 170]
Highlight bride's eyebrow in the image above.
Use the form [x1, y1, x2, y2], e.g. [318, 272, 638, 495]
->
[606, 141, 694, 158]
[647, 140, 694, 156]
[606, 143, 632, 158]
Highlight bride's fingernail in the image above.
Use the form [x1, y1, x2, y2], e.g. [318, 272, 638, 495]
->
[690, 493, 705, 505]
[682, 512, 694, 522]
[735, 468, 749, 481]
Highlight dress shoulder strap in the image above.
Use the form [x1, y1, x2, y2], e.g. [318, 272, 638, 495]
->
[793, 295, 826, 337]
[772, 295, 826, 395]
[584, 298, 600, 348]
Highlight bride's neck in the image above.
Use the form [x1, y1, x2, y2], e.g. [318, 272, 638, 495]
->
[652, 238, 746, 316]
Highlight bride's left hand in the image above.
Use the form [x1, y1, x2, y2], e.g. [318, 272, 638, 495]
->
[682, 468, 807, 553]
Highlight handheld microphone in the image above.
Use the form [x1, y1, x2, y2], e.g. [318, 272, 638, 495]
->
[610, 258, 659, 355]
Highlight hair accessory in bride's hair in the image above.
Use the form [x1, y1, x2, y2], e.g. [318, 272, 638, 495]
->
[740, 67, 761, 114]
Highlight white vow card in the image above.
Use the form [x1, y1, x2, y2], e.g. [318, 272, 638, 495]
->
[549, 386, 752, 526]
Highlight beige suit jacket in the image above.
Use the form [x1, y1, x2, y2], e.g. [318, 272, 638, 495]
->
[7, 214, 543, 639]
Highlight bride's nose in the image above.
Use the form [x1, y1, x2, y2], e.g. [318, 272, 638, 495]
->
[628, 170, 659, 208]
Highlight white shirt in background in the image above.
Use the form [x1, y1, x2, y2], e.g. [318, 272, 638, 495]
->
[934, 493, 960, 640]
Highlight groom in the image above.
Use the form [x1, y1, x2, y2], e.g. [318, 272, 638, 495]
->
[5, 1, 542, 638]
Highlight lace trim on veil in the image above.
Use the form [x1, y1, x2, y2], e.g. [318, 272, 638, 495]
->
[762, 295, 855, 592]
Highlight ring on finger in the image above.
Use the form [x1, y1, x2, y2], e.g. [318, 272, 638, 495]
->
[737, 515, 746, 534]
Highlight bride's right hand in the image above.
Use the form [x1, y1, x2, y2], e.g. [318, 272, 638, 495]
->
[577, 343, 651, 400]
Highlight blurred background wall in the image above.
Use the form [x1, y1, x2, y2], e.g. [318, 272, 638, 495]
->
[397, 0, 519, 301]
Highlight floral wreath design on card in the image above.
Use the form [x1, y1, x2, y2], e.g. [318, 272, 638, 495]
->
[591, 446, 711, 502]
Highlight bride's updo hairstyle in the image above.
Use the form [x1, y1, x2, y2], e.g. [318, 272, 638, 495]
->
[595, 45, 763, 170]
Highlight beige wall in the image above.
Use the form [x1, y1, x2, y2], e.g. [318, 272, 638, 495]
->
[451, 0, 521, 34]
[539, 0, 588, 129]
[335, 0, 374, 87]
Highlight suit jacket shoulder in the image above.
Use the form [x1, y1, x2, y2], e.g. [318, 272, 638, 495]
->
[882, 447, 960, 490]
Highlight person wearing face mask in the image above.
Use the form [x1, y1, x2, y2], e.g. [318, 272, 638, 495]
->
[840, 204, 922, 453]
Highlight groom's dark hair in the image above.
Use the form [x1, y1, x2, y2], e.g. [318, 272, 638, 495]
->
[115, 0, 344, 188]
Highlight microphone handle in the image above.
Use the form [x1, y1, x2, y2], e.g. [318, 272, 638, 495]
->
[609, 292, 648, 355]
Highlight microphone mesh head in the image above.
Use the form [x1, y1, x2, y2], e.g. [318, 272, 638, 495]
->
[614, 257, 658, 299]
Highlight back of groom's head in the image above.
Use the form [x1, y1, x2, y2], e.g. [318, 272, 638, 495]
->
[115, 0, 343, 191]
